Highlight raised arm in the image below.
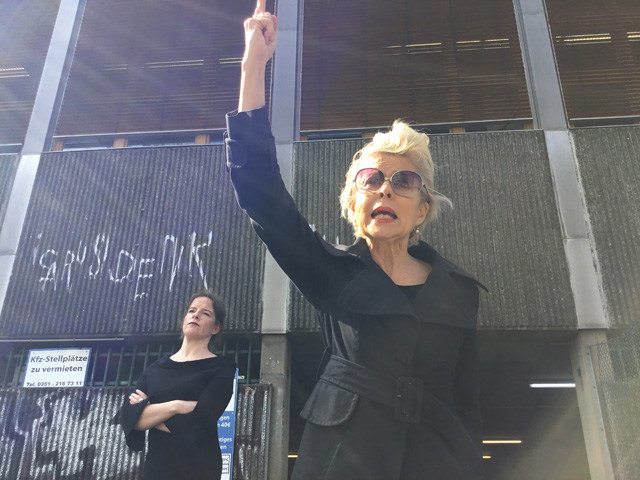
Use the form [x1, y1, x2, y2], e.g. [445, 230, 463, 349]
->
[227, 1, 345, 310]
[238, 0, 278, 112]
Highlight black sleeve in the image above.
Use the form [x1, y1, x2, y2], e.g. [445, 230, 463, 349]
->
[163, 365, 236, 448]
[225, 107, 344, 309]
[120, 370, 150, 451]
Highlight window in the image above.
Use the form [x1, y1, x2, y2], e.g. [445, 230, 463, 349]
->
[0, 0, 61, 146]
[301, 0, 531, 131]
[546, 0, 640, 123]
[56, 0, 272, 137]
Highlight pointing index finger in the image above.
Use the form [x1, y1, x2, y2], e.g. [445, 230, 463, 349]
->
[254, 0, 266, 15]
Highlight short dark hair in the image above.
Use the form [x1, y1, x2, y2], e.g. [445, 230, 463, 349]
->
[180, 290, 226, 351]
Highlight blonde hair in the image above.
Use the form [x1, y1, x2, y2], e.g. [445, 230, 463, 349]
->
[339, 120, 452, 246]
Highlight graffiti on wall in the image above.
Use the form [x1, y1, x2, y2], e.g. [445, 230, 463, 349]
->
[0, 385, 271, 480]
[32, 231, 215, 301]
[0, 387, 141, 480]
[0, 147, 265, 336]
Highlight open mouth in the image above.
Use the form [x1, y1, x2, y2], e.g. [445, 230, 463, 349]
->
[372, 207, 397, 220]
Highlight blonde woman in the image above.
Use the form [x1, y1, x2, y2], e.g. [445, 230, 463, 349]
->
[225, 2, 486, 478]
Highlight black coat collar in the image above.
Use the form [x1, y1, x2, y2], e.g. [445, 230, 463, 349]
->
[317, 234, 485, 328]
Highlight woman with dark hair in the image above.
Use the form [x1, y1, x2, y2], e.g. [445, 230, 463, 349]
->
[224, 2, 486, 479]
[120, 291, 236, 480]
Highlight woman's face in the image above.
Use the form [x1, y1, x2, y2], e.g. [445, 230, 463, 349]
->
[182, 296, 220, 340]
[351, 153, 429, 245]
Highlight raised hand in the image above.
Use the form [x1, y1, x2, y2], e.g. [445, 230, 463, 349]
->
[243, 0, 278, 68]
[238, 0, 278, 111]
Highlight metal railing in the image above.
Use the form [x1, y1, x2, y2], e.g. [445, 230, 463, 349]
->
[0, 337, 261, 388]
[590, 324, 640, 480]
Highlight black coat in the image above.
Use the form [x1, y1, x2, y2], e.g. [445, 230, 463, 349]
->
[120, 356, 236, 480]
[226, 107, 485, 480]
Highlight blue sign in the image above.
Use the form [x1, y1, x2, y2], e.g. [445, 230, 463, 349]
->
[217, 369, 238, 480]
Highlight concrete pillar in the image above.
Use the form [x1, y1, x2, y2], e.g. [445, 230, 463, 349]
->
[512, 0, 609, 331]
[512, 0, 567, 130]
[260, 335, 291, 480]
[259, 0, 303, 335]
[570, 330, 614, 480]
[514, 5, 613, 473]
[0, 0, 83, 311]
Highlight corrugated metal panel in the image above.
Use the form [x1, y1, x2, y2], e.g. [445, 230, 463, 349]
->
[0, 384, 271, 479]
[289, 140, 358, 331]
[572, 126, 640, 328]
[0, 154, 19, 227]
[0, 146, 263, 338]
[234, 384, 271, 480]
[289, 131, 577, 330]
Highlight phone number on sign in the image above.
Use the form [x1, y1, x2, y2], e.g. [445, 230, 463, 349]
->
[24, 381, 84, 387]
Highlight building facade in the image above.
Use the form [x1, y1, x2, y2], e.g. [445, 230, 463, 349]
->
[1, 0, 639, 478]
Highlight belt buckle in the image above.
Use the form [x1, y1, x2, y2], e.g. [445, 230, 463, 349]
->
[394, 377, 424, 423]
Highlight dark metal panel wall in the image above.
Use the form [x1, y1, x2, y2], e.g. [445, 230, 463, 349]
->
[0, 154, 19, 227]
[289, 131, 577, 330]
[429, 131, 576, 329]
[0, 146, 263, 338]
[0, 385, 271, 480]
[572, 126, 640, 328]
[289, 140, 357, 330]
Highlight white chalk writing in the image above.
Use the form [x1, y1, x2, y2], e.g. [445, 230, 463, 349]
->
[31, 231, 214, 301]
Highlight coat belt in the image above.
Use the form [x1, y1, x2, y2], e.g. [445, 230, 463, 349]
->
[319, 355, 482, 463]
[320, 354, 423, 423]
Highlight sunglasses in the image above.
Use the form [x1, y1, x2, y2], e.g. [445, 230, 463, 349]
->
[354, 168, 429, 201]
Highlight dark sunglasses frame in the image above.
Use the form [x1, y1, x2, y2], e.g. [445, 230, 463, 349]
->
[354, 168, 430, 202]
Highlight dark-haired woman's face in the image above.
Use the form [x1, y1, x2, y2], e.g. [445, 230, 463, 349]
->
[182, 297, 220, 340]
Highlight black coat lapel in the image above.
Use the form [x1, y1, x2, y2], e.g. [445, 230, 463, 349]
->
[413, 266, 478, 328]
[318, 235, 483, 327]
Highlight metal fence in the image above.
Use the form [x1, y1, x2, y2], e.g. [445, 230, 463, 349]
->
[0, 337, 262, 388]
[0, 384, 271, 479]
[590, 324, 640, 480]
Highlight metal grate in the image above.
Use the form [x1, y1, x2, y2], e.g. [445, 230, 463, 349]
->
[0, 337, 261, 388]
[590, 324, 640, 480]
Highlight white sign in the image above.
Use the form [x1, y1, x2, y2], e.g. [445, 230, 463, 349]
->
[23, 348, 92, 388]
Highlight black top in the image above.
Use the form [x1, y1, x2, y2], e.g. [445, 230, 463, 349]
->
[226, 107, 486, 480]
[120, 355, 236, 480]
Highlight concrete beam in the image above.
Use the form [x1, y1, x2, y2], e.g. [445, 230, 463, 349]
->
[260, 0, 302, 334]
[512, 0, 567, 130]
[544, 130, 608, 329]
[0, 0, 82, 312]
[514, 0, 608, 329]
